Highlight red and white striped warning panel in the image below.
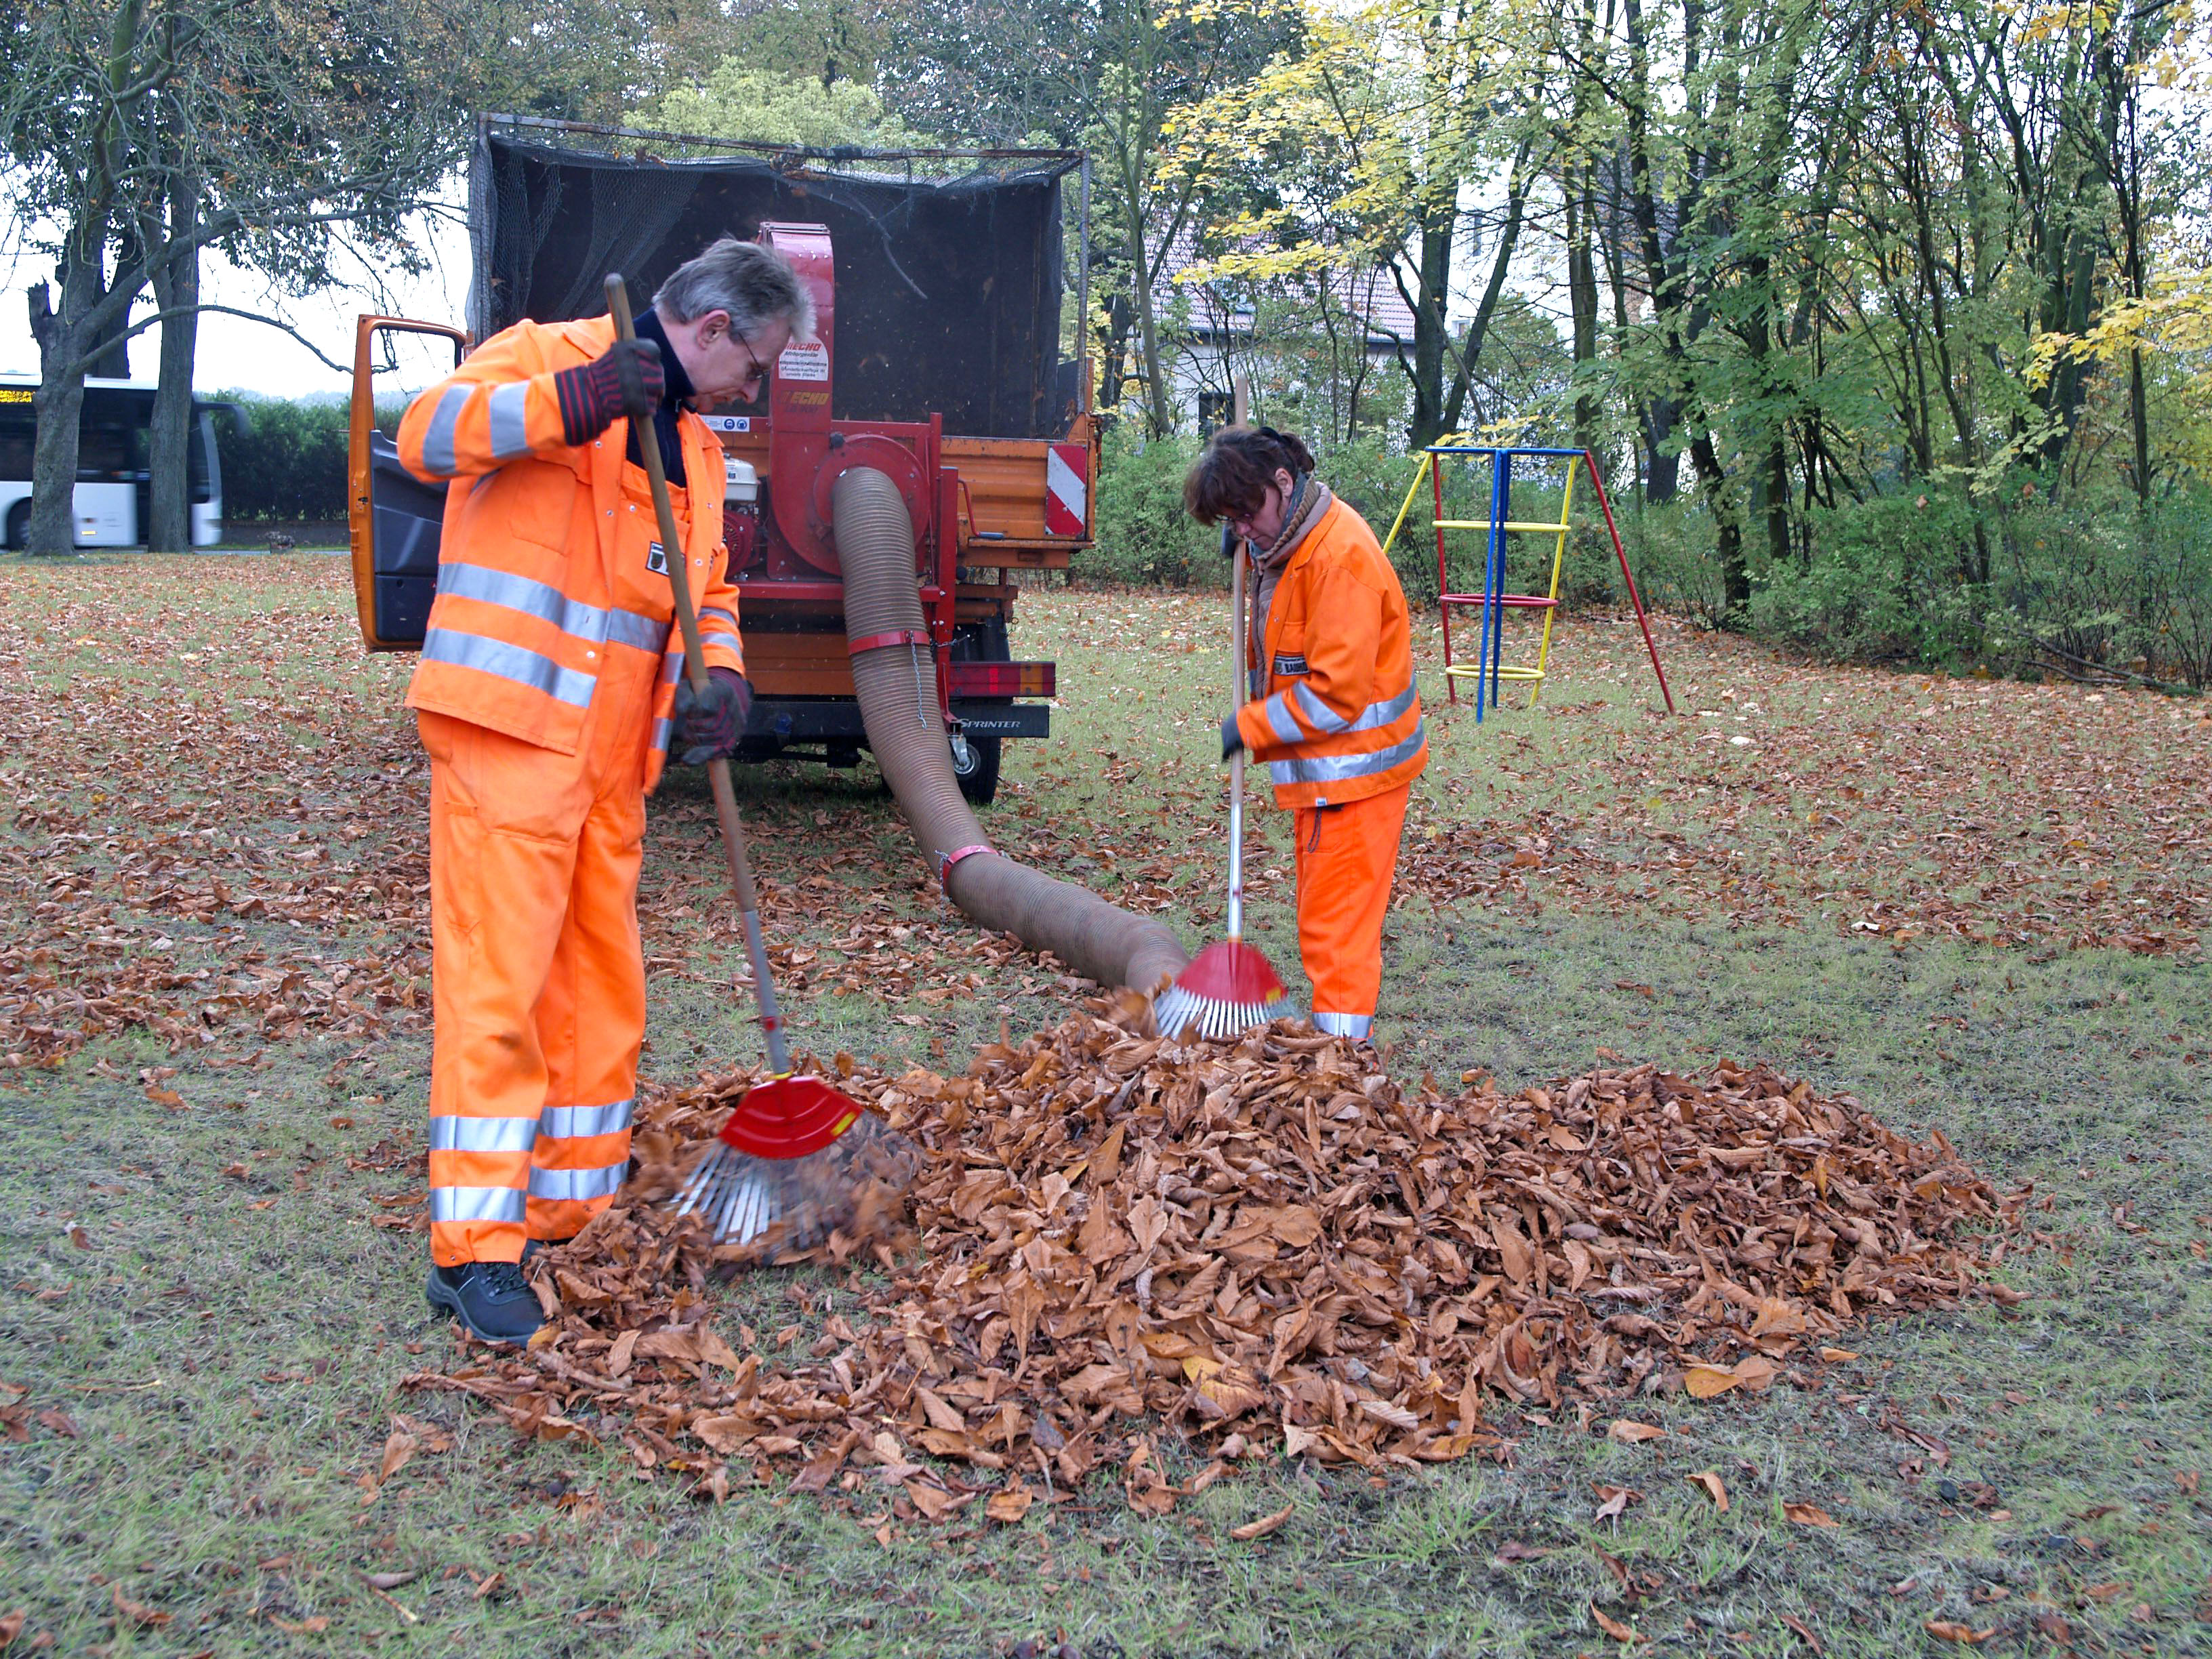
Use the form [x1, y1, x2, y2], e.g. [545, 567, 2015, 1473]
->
[1044, 443, 1088, 537]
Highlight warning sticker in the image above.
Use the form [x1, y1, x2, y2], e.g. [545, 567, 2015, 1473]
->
[646, 541, 668, 574]
[703, 414, 752, 432]
[777, 341, 829, 382]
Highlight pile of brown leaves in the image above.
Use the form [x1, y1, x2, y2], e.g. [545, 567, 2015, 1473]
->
[408, 1009, 2025, 1519]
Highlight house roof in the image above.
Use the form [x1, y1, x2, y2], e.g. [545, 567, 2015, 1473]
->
[1158, 228, 1418, 344]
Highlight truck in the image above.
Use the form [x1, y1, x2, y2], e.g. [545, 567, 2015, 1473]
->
[346, 114, 1097, 806]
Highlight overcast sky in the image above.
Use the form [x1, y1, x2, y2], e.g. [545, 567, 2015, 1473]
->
[0, 188, 472, 398]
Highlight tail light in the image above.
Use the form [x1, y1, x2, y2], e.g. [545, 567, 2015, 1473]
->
[947, 660, 1055, 698]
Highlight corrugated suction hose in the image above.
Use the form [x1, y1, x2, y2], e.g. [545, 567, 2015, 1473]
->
[832, 465, 1189, 996]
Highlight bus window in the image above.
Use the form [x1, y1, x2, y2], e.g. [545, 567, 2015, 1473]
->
[0, 404, 30, 480]
[77, 419, 134, 480]
[187, 417, 212, 504]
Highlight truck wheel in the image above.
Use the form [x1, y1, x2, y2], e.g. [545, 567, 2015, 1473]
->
[953, 731, 1002, 806]
[4, 501, 29, 551]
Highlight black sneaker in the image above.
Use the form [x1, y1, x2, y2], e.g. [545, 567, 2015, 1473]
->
[426, 1261, 544, 1345]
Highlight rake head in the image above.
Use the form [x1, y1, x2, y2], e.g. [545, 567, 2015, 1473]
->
[670, 1075, 918, 1250]
[1153, 939, 1290, 1041]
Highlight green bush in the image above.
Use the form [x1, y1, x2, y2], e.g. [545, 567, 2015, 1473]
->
[1084, 426, 1214, 586]
[218, 396, 351, 522]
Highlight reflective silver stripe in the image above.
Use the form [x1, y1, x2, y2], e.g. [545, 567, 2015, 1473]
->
[1268, 719, 1427, 786]
[429, 1185, 527, 1223]
[438, 562, 608, 643]
[419, 384, 472, 477]
[660, 649, 684, 684]
[528, 1164, 627, 1203]
[1314, 1011, 1373, 1040]
[700, 606, 738, 634]
[487, 382, 531, 460]
[538, 1100, 634, 1140]
[429, 1115, 537, 1154]
[1262, 693, 1302, 745]
[1292, 680, 1418, 735]
[651, 716, 672, 754]
[422, 628, 596, 708]
[606, 611, 667, 652]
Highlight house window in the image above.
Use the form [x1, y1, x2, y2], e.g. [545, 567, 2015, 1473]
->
[1197, 391, 1233, 436]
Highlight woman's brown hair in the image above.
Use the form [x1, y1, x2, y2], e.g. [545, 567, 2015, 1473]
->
[1183, 424, 1317, 525]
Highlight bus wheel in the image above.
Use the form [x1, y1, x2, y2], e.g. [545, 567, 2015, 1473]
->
[3, 502, 28, 551]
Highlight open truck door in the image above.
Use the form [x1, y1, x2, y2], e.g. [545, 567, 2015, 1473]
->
[349, 317, 465, 651]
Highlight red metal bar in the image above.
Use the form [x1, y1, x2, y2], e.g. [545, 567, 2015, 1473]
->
[1580, 449, 1675, 716]
[1432, 455, 1456, 704]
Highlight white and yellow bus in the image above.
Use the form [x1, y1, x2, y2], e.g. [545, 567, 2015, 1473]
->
[0, 377, 234, 549]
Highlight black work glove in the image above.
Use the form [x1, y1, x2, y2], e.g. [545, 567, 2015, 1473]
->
[672, 667, 752, 765]
[554, 337, 665, 445]
[1220, 714, 1246, 762]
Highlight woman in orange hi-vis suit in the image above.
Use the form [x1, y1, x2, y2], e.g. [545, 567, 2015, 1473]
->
[402, 238, 815, 1345]
[1185, 425, 1427, 1043]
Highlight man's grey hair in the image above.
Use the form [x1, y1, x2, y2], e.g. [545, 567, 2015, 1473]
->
[654, 237, 816, 342]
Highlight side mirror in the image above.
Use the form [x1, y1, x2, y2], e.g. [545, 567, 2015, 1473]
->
[349, 316, 466, 651]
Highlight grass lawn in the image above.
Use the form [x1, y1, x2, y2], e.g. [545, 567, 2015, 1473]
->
[1, 553, 2207, 1657]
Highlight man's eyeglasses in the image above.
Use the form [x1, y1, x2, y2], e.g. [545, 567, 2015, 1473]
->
[731, 330, 767, 398]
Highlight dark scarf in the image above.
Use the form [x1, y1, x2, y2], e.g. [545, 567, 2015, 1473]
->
[627, 307, 695, 483]
[1246, 475, 1334, 695]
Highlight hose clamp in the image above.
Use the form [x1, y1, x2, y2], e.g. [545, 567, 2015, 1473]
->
[937, 842, 992, 892]
[846, 628, 930, 657]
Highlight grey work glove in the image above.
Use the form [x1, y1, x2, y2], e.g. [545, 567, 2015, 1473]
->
[1220, 714, 1246, 762]
[671, 666, 752, 765]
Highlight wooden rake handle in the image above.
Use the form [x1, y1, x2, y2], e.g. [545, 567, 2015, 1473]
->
[604, 274, 790, 1073]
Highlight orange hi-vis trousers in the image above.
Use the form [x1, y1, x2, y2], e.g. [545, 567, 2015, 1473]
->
[421, 642, 663, 1268]
[1290, 781, 1411, 1042]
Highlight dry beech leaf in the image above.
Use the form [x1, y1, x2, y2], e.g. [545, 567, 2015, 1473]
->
[1229, 1503, 1294, 1541]
[1783, 1501, 1840, 1528]
[985, 1485, 1033, 1523]
[392, 1006, 2022, 1523]
[108, 1587, 170, 1629]
[1687, 1469, 1729, 1513]
[1923, 1619, 1994, 1643]
[1592, 1605, 1644, 1643]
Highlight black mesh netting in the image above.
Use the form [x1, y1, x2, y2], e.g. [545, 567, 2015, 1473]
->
[470, 124, 1078, 439]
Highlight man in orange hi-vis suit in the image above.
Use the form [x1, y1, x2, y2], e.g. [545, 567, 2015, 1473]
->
[1185, 424, 1427, 1043]
[401, 238, 815, 1344]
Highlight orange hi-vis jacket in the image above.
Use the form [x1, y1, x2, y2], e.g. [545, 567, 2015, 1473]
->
[396, 313, 744, 791]
[1233, 495, 1427, 810]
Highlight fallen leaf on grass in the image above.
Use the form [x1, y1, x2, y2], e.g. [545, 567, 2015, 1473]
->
[1783, 1502, 1839, 1528]
[110, 1586, 171, 1628]
[1229, 1504, 1294, 1540]
[270, 1615, 331, 1634]
[1494, 1540, 1551, 1563]
[33, 1409, 77, 1438]
[1608, 1420, 1667, 1443]
[378, 1429, 419, 1482]
[2082, 1581, 2126, 1601]
[985, 1485, 1033, 1523]
[1592, 1483, 1641, 1522]
[1923, 1619, 1994, 1643]
[1592, 1605, 1645, 1643]
[1778, 1612, 1824, 1653]
[362, 1571, 419, 1591]
[1687, 1469, 1729, 1513]
[0, 1610, 23, 1647]
[1818, 1347, 1859, 1362]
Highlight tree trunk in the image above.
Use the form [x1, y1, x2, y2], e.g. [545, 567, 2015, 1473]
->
[1567, 165, 1600, 457]
[1405, 214, 1454, 448]
[28, 255, 111, 556]
[149, 176, 201, 554]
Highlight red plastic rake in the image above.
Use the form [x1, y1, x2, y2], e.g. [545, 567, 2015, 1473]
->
[1155, 520, 1290, 1040]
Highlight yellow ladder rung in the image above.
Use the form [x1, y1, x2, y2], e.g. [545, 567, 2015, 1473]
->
[1433, 519, 1570, 533]
[1444, 663, 1546, 681]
